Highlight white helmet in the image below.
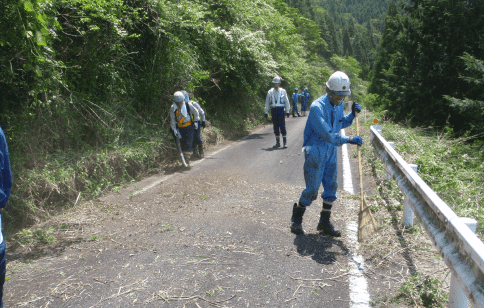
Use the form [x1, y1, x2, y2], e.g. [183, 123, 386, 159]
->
[272, 76, 281, 84]
[326, 71, 351, 95]
[174, 91, 185, 103]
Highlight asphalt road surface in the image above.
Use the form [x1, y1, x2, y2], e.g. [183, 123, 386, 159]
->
[6, 114, 378, 308]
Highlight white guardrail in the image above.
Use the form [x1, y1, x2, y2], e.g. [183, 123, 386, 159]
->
[370, 125, 484, 308]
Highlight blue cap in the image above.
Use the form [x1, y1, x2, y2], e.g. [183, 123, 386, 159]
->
[181, 90, 190, 101]
[295, 87, 298, 91]
[304, 87, 308, 91]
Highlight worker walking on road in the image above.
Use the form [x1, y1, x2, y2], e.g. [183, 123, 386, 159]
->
[170, 91, 200, 164]
[301, 87, 310, 117]
[290, 71, 362, 236]
[291, 87, 302, 117]
[0, 126, 12, 308]
[182, 91, 206, 158]
[265, 76, 290, 148]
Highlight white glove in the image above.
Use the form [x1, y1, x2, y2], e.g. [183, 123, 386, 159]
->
[175, 129, 182, 139]
[194, 121, 199, 129]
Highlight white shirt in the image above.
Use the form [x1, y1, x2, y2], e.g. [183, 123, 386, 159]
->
[265, 87, 290, 114]
[170, 102, 200, 132]
[191, 101, 206, 122]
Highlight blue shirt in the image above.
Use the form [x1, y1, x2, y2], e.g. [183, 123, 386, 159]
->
[301, 92, 310, 104]
[0, 127, 12, 244]
[0, 128, 11, 209]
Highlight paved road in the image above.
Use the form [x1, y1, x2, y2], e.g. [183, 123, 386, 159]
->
[6, 114, 375, 307]
[193, 115, 363, 193]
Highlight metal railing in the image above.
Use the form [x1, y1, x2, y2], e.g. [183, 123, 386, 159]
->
[370, 125, 484, 308]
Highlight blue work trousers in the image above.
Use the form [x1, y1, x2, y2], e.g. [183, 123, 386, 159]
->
[193, 122, 203, 146]
[292, 102, 299, 114]
[299, 145, 338, 206]
[271, 107, 287, 136]
[178, 125, 194, 155]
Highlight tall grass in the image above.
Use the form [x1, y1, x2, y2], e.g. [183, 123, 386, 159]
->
[1, 96, 265, 235]
[359, 110, 484, 237]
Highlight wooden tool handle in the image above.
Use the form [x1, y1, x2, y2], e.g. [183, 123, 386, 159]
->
[356, 112, 364, 211]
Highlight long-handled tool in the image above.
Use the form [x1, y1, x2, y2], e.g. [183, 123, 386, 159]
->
[173, 131, 189, 168]
[356, 110, 378, 242]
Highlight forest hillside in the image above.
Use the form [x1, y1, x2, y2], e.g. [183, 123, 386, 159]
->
[1, 0, 483, 233]
[1, 0, 358, 228]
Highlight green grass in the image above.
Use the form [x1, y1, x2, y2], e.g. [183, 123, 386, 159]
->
[392, 273, 448, 307]
[358, 108, 479, 308]
[3, 98, 265, 236]
[15, 227, 57, 244]
[359, 110, 484, 237]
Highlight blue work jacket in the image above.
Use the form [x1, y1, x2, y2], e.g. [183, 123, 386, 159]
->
[302, 94, 355, 148]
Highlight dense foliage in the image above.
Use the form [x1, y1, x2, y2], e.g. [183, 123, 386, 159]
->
[1, 0, 342, 227]
[285, 0, 401, 78]
[368, 0, 484, 133]
[1, 0, 335, 153]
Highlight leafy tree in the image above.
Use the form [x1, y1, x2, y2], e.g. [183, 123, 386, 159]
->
[368, 0, 484, 132]
[342, 29, 353, 56]
[1, 0, 332, 149]
[444, 53, 484, 132]
[368, 1, 401, 97]
[0, 0, 62, 114]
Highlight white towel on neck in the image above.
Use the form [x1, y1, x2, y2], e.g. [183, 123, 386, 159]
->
[178, 103, 188, 119]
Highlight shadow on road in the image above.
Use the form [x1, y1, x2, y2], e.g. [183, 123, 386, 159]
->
[237, 133, 270, 141]
[262, 147, 288, 152]
[293, 233, 344, 265]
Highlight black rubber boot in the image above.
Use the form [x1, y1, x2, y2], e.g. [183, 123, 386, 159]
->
[290, 203, 306, 235]
[297, 113, 301, 117]
[273, 137, 281, 149]
[198, 144, 204, 158]
[317, 211, 341, 237]
[283, 137, 287, 148]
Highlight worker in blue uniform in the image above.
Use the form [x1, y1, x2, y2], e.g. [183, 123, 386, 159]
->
[265, 76, 291, 148]
[290, 71, 362, 236]
[0, 126, 12, 308]
[291, 87, 302, 117]
[301, 87, 310, 116]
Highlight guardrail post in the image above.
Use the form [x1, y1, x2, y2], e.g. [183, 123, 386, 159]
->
[449, 218, 478, 308]
[403, 164, 418, 228]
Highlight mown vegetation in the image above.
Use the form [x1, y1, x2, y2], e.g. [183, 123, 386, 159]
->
[359, 111, 484, 234]
[356, 110, 483, 307]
